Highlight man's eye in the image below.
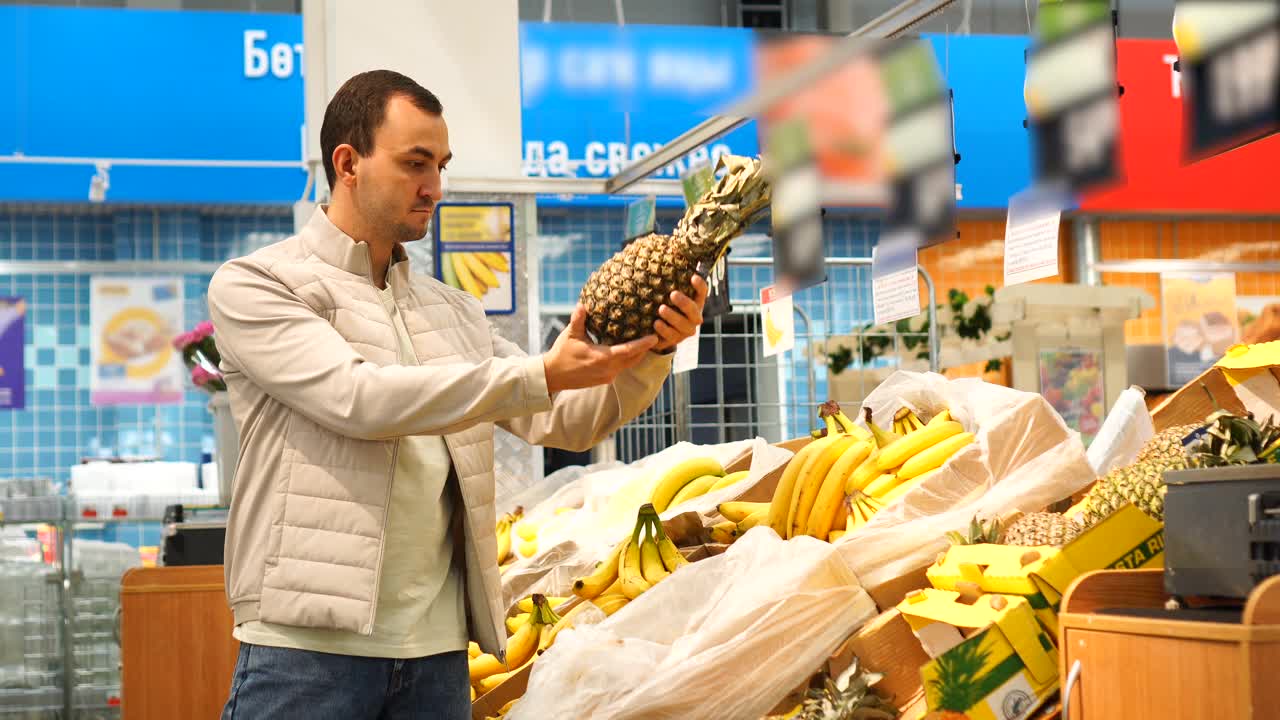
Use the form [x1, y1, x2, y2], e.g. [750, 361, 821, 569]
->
[409, 161, 425, 169]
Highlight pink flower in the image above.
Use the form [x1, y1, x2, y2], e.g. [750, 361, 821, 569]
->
[193, 321, 215, 340]
[173, 331, 196, 350]
[191, 366, 215, 387]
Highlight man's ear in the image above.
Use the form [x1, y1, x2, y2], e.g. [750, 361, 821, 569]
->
[331, 144, 359, 188]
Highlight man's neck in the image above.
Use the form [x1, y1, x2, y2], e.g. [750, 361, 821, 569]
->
[324, 201, 394, 289]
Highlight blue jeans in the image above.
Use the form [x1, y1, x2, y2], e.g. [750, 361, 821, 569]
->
[221, 643, 470, 720]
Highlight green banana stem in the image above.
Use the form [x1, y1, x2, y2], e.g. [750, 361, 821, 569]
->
[647, 511, 670, 543]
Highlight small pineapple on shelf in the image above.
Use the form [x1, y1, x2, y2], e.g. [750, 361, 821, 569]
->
[794, 657, 899, 720]
[999, 512, 1080, 547]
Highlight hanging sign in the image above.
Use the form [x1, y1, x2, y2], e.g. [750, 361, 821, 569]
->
[1025, 3, 1123, 193]
[0, 297, 25, 410]
[1174, 1, 1280, 162]
[760, 284, 795, 358]
[766, 119, 825, 291]
[623, 196, 657, 244]
[90, 277, 185, 406]
[680, 161, 715, 207]
[433, 203, 517, 316]
[1003, 183, 1067, 286]
[872, 229, 921, 326]
[673, 329, 700, 374]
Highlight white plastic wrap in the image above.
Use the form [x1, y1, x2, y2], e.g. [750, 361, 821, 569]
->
[1086, 385, 1154, 477]
[838, 371, 1096, 589]
[499, 438, 780, 606]
[509, 530, 877, 720]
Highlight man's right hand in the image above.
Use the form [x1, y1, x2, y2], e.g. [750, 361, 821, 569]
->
[542, 305, 659, 395]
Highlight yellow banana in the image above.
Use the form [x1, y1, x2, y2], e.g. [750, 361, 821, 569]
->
[718, 500, 771, 523]
[451, 253, 486, 299]
[515, 520, 540, 542]
[618, 534, 651, 599]
[708, 520, 738, 544]
[846, 496, 867, 532]
[505, 613, 529, 635]
[651, 457, 724, 512]
[709, 469, 751, 492]
[668, 473, 721, 509]
[864, 472, 902, 499]
[572, 539, 625, 599]
[593, 593, 629, 616]
[639, 531, 669, 584]
[501, 613, 541, 669]
[832, 497, 850, 533]
[469, 652, 506, 683]
[832, 408, 873, 444]
[899, 432, 975, 479]
[544, 600, 593, 648]
[804, 440, 871, 539]
[876, 420, 964, 471]
[879, 468, 940, 504]
[863, 406, 902, 449]
[468, 641, 482, 658]
[517, 537, 538, 558]
[736, 509, 769, 534]
[828, 530, 846, 542]
[894, 407, 926, 434]
[652, 519, 689, 572]
[926, 409, 953, 427]
[768, 415, 838, 535]
[517, 596, 567, 613]
[461, 252, 501, 288]
[477, 251, 510, 272]
[495, 514, 513, 565]
[790, 435, 859, 538]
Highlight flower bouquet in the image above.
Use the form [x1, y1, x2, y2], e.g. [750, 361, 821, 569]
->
[174, 320, 226, 393]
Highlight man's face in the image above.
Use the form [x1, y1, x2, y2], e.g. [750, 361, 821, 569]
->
[355, 95, 451, 244]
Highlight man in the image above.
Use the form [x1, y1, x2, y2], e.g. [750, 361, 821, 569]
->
[208, 69, 705, 719]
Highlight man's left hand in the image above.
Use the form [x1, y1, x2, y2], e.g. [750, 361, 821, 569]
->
[653, 274, 709, 352]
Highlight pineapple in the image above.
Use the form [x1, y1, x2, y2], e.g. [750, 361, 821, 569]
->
[999, 512, 1080, 547]
[579, 155, 770, 345]
[945, 515, 1003, 546]
[1077, 423, 1201, 528]
[1187, 411, 1280, 468]
[795, 657, 898, 720]
[924, 637, 990, 720]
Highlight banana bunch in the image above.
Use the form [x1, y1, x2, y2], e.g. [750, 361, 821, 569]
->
[766, 401, 881, 541]
[649, 456, 750, 513]
[469, 593, 561, 696]
[442, 251, 509, 300]
[571, 503, 688, 616]
[496, 506, 524, 569]
[504, 596, 570, 633]
[852, 405, 973, 505]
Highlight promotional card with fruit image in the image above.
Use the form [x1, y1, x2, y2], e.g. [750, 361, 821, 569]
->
[761, 284, 795, 357]
[1161, 271, 1239, 386]
[1038, 348, 1104, 446]
[432, 202, 516, 315]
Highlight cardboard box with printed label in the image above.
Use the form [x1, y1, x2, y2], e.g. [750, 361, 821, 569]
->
[898, 589, 1059, 720]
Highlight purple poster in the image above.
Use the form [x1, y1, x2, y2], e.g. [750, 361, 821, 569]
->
[0, 297, 25, 409]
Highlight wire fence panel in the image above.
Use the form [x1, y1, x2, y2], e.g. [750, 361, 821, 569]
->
[608, 257, 937, 462]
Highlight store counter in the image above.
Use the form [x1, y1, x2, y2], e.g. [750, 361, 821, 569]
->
[120, 565, 237, 720]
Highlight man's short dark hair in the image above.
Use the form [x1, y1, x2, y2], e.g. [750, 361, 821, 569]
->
[320, 69, 444, 188]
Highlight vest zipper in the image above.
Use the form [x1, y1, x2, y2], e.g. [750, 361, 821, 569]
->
[368, 287, 401, 635]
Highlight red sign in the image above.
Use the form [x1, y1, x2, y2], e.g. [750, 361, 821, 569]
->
[1080, 40, 1280, 213]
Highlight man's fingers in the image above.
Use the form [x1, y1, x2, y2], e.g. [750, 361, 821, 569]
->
[689, 274, 709, 304]
[610, 334, 658, 359]
[566, 304, 588, 339]
[658, 304, 697, 337]
[652, 319, 682, 347]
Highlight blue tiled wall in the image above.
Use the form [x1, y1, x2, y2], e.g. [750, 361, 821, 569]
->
[0, 208, 293, 485]
[536, 207, 882, 438]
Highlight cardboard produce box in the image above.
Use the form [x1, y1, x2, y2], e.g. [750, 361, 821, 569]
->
[1151, 341, 1280, 431]
[898, 589, 1059, 720]
[926, 503, 1164, 638]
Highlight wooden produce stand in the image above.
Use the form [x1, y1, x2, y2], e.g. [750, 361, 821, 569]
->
[1058, 568, 1280, 719]
[119, 565, 239, 719]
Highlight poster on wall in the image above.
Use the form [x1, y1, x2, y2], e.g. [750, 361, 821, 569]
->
[1162, 272, 1240, 386]
[0, 297, 25, 409]
[1039, 348, 1105, 446]
[89, 277, 185, 406]
[433, 203, 516, 315]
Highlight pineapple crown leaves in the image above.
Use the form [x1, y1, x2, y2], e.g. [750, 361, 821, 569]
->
[1188, 412, 1280, 468]
[797, 657, 898, 720]
[945, 514, 1003, 546]
[673, 155, 771, 263]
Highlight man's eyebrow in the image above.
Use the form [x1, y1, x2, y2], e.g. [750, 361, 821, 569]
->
[405, 146, 453, 164]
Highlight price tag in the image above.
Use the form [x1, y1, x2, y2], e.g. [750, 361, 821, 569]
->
[872, 229, 921, 326]
[624, 196, 656, 244]
[673, 328, 700, 374]
[1003, 184, 1068, 286]
[760, 285, 795, 358]
[699, 253, 732, 321]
